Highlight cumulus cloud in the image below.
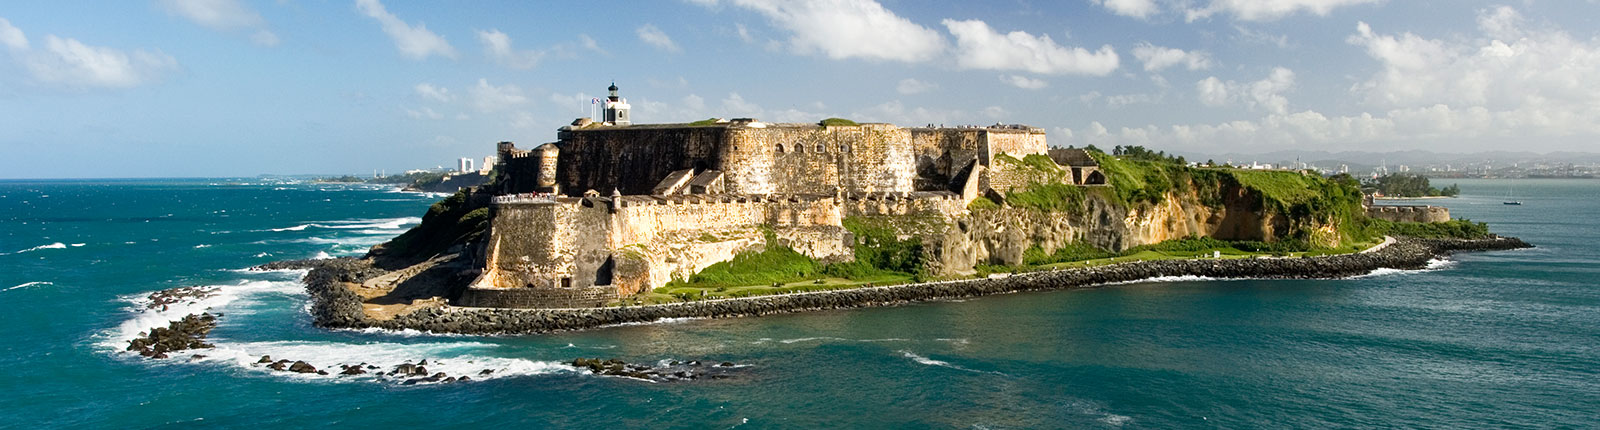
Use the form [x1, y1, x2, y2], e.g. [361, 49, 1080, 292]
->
[694, 0, 946, 62]
[1132, 43, 1211, 71]
[20, 34, 178, 88]
[468, 78, 528, 113]
[1195, 67, 1294, 114]
[1346, 7, 1600, 114]
[1186, 0, 1380, 22]
[158, 0, 278, 46]
[1000, 74, 1048, 89]
[636, 24, 680, 52]
[578, 34, 606, 54]
[405, 106, 442, 120]
[1092, 0, 1160, 19]
[414, 82, 451, 102]
[355, 0, 455, 60]
[0, 18, 26, 50]
[477, 29, 543, 69]
[1065, 8, 1600, 153]
[896, 78, 936, 95]
[943, 19, 1118, 75]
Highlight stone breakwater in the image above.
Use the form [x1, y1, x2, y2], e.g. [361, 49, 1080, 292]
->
[300, 237, 1530, 335]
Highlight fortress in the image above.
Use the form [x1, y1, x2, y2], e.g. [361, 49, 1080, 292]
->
[447, 84, 1443, 309]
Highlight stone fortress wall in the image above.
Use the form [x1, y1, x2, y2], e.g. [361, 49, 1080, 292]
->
[464, 119, 1057, 308]
[464, 107, 1439, 309]
[1366, 205, 1451, 223]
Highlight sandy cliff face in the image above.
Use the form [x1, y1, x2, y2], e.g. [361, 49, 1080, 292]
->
[930, 181, 1318, 275]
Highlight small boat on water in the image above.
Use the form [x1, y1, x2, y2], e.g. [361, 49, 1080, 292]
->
[1503, 185, 1521, 205]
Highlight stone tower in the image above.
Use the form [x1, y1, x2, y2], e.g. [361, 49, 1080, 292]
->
[603, 82, 631, 126]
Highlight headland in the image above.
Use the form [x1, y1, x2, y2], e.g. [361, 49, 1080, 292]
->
[271, 84, 1531, 335]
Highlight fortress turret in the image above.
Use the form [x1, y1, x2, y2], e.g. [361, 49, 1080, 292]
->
[602, 82, 631, 126]
[535, 142, 560, 193]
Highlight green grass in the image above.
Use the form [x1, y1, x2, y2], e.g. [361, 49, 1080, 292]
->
[687, 118, 721, 126]
[1366, 218, 1490, 239]
[819, 117, 859, 126]
[1005, 183, 1087, 214]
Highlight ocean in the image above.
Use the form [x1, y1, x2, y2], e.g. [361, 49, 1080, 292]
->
[1, 178, 1595, 429]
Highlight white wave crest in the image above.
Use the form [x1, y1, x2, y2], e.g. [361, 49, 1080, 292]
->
[98, 279, 306, 353]
[7, 242, 67, 255]
[4, 281, 52, 292]
[197, 340, 575, 383]
[312, 251, 333, 260]
[264, 217, 420, 233]
[899, 350, 1008, 376]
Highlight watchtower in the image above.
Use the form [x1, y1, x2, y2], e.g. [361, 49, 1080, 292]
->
[603, 82, 631, 126]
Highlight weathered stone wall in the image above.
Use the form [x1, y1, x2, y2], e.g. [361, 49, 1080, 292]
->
[554, 126, 733, 196]
[984, 129, 1049, 160]
[724, 124, 916, 195]
[1366, 205, 1450, 223]
[909, 128, 985, 189]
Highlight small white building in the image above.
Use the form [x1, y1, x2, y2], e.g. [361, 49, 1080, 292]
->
[458, 157, 475, 173]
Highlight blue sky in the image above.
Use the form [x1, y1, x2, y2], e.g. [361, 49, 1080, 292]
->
[2, 0, 1597, 178]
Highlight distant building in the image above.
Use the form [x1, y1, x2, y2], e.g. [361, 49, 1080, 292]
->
[481, 155, 498, 174]
[459, 158, 475, 173]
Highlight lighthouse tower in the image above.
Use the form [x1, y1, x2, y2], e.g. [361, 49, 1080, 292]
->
[603, 82, 631, 126]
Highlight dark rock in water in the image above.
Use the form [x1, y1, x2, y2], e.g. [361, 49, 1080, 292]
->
[267, 360, 288, 371]
[288, 361, 317, 374]
[478, 369, 494, 375]
[316, 370, 329, 375]
[126, 313, 219, 359]
[401, 379, 420, 386]
[418, 359, 428, 366]
[340, 365, 366, 375]
[146, 286, 219, 310]
[443, 377, 457, 383]
[257, 355, 272, 364]
[394, 363, 415, 375]
[720, 362, 734, 367]
[458, 376, 472, 382]
[413, 366, 429, 376]
[570, 357, 743, 382]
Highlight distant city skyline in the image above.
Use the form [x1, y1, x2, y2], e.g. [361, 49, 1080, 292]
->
[2, 0, 1598, 178]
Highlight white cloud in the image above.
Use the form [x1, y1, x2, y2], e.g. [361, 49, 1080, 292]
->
[0, 18, 27, 50]
[477, 29, 543, 69]
[697, 0, 946, 62]
[158, 0, 278, 46]
[942, 19, 1118, 75]
[1132, 43, 1211, 71]
[1092, 0, 1160, 19]
[578, 34, 606, 54]
[1346, 7, 1600, 114]
[355, 0, 455, 60]
[1186, 0, 1380, 22]
[1194, 67, 1294, 114]
[414, 82, 451, 102]
[896, 78, 936, 94]
[23, 35, 178, 88]
[468, 78, 528, 113]
[735, 23, 755, 43]
[1233, 25, 1290, 48]
[636, 24, 680, 52]
[510, 111, 541, 129]
[1000, 74, 1049, 89]
[405, 106, 443, 120]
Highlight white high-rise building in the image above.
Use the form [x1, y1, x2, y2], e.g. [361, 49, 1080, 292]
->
[459, 158, 475, 173]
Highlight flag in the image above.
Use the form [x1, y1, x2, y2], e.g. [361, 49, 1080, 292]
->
[591, 97, 602, 104]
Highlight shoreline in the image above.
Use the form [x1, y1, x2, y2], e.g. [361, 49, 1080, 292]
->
[295, 236, 1531, 335]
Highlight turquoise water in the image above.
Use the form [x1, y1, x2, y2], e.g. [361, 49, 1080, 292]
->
[2, 178, 1595, 428]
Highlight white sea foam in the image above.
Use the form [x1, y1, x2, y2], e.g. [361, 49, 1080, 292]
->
[262, 217, 420, 233]
[194, 244, 211, 249]
[6, 242, 68, 255]
[1354, 258, 1452, 278]
[598, 316, 706, 328]
[70, 243, 85, 247]
[196, 340, 575, 383]
[312, 251, 333, 260]
[899, 350, 1008, 376]
[4, 281, 52, 292]
[97, 279, 304, 353]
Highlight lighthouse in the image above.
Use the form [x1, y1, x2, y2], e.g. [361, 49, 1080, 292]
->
[603, 82, 631, 126]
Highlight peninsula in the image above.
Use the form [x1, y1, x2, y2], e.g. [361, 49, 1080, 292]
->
[282, 84, 1529, 334]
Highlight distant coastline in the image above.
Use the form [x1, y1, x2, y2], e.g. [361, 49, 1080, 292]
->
[280, 236, 1530, 335]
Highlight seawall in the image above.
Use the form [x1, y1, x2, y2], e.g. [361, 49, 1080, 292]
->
[301, 236, 1531, 335]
